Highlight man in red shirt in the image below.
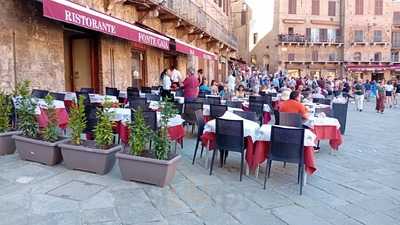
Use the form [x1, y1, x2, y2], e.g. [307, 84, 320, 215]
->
[183, 67, 200, 101]
[279, 91, 309, 120]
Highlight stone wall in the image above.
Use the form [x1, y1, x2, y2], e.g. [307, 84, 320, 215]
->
[0, 1, 65, 92]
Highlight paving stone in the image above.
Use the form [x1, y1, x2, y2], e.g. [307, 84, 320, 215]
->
[165, 213, 203, 225]
[116, 201, 163, 224]
[272, 205, 332, 225]
[193, 206, 241, 225]
[47, 180, 107, 201]
[82, 208, 119, 224]
[31, 194, 80, 215]
[144, 187, 192, 216]
[29, 211, 81, 225]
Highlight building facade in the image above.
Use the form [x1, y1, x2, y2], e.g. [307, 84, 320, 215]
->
[0, 0, 238, 93]
[231, 0, 252, 64]
[251, 0, 400, 81]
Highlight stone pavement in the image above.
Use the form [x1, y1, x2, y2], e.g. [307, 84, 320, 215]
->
[0, 101, 400, 225]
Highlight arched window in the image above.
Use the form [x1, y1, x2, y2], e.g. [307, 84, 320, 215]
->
[353, 52, 362, 61]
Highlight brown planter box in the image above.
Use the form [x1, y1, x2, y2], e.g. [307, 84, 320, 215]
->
[12, 135, 68, 166]
[117, 152, 181, 187]
[59, 142, 122, 175]
[0, 131, 21, 155]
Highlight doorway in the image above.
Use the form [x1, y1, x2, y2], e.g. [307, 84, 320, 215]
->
[131, 51, 145, 88]
[64, 28, 99, 92]
[372, 72, 384, 81]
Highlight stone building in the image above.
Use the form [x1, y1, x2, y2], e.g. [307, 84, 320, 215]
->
[231, 0, 252, 65]
[0, 0, 238, 93]
[251, 0, 400, 81]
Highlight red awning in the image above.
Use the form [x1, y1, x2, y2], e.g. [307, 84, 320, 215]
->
[42, 0, 170, 50]
[346, 64, 397, 72]
[175, 39, 217, 60]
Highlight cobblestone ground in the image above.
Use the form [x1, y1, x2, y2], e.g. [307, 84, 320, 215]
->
[0, 101, 399, 225]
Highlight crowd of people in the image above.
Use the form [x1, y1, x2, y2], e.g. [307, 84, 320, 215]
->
[159, 65, 400, 114]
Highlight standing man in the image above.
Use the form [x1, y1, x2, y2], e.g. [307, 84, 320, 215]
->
[363, 80, 371, 102]
[354, 80, 365, 112]
[171, 66, 182, 88]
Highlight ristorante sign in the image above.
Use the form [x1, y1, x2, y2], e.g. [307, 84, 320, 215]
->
[43, 0, 170, 50]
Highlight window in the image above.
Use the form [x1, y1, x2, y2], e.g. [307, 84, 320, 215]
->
[312, 0, 320, 15]
[355, 0, 364, 15]
[328, 1, 336, 16]
[319, 29, 328, 42]
[354, 30, 364, 42]
[336, 29, 342, 42]
[288, 0, 297, 14]
[375, 0, 383, 15]
[392, 52, 399, 62]
[312, 50, 319, 61]
[288, 27, 294, 35]
[241, 11, 246, 25]
[373, 31, 383, 42]
[329, 53, 336, 61]
[310, 28, 320, 42]
[253, 33, 258, 44]
[353, 52, 362, 61]
[306, 28, 311, 41]
[393, 32, 400, 48]
[288, 53, 295, 61]
[374, 52, 382, 61]
[394, 12, 400, 25]
[218, 0, 222, 7]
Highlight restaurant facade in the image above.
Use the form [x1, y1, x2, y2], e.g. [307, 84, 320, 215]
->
[0, 0, 238, 93]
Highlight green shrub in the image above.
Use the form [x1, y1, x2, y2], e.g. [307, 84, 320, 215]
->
[0, 92, 12, 133]
[94, 108, 114, 149]
[69, 96, 87, 145]
[16, 81, 38, 138]
[42, 94, 58, 142]
[129, 109, 152, 156]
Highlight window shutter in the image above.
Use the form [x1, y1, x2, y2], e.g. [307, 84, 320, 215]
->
[328, 1, 336, 17]
[355, 0, 364, 15]
[289, 0, 297, 14]
[375, 0, 383, 15]
[312, 0, 320, 15]
[306, 28, 311, 41]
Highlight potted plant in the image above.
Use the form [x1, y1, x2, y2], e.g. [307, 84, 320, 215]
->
[13, 81, 67, 165]
[0, 89, 21, 155]
[117, 98, 181, 187]
[59, 97, 122, 175]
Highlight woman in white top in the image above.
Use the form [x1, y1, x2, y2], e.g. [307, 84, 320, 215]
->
[385, 80, 394, 108]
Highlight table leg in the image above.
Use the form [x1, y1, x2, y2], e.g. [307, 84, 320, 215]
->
[205, 142, 210, 169]
[303, 169, 307, 186]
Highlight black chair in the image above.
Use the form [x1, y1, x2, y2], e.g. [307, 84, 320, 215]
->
[198, 91, 209, 97]
[268, 93, 277, 97]
[210, 118, 245, 181]
[249, 102, 264, 123]
[193, 97, 207, 104]
[274, 110, 280, 125]
[207, 96, 221, 105]
[151, 86, 161, 91]
[249, 95, 264, 103]
[49, 92, 65, 101]
[233, 111, 259, 123]
[80, 88, 95, 94]
[279, 112, 303, 128]
[105, 87, 119, 97]
[76, 91, 90, 105]
[313, 98, 331, 105]
[226, 100, 243, 109]
[182, 101, 203, 132]
[145, 94, 161, 101]
[84, 104, 99, 134]
[192, 110, 205, 164]
[332, 102, 348, 134]
[263, 95, 273, 109]
[127, 87, 140, 99]
[210, 104, 227, 119]
[129, 98, 148, 111]
[141, 87, 152, 94]
[131, 110, 157, 150]
[264, 126, 305, 195]
[31, 89, 49, 99]
[174, 102, 183, 115]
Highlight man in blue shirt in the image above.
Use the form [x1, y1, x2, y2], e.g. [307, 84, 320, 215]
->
[363, 80, 371, 102]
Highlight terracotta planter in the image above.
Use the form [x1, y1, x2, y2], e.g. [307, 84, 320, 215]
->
[0, 131, 21, 155]
[12, 135, 67, 166]
[117, 152, 181, 187]
[59, 141, 122, 175]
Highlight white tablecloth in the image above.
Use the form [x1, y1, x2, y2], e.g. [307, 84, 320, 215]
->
[256, 125, 317, 147]
[106, 108, 184, 127]
[89, 94, 118, 104]
[59, 92, 76, 101]
[202, 105, 243, 116]
[305, 116, 341, 129]
[203, 111, 260, 141]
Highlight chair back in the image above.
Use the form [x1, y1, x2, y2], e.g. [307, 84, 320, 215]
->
[269, 126, 305, 164]
[249, 95, 264, 103]
[274, 110, 280, 125]
[131, 110, 157, 131]
[216, 118, 244, 152]
[183, 101, 203, 123]
[193, 97, 207, 104]
[194, 110, 205, 138]
[268, 93, 277, 97]
[75, 91, 90, 105]
[31, 89, 49, 99]
[141, 87, 152, 94]
[226, 100, 243, 109]
[198, 91, 208, 97]
[127, 87, 140, 99]
[210, 104, 227, 119]
[313, 98, 331, 105]
[49, 92, 65, 101]
[84, 104, 99, 133]
[105, 87, 119, 97]
[279, 112, 302, 128]
[80, 88, 95, 94]
[332, 102, 348, 134]
[233, 111, 259, 123]
[249, 102, 264, 119]
[263, 95, 273, 108]
[206, 96, 221, 105]
[145, 94, 160, 101]
[129, 98, 148, 111]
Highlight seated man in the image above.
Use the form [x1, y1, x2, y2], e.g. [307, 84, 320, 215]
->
[279, 90, 309, 120]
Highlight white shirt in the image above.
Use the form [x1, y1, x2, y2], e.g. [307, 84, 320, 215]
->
[228, 75, 236, 92]
[385, 84, 394, 92]
[171, 69, 182, 83]
[163, 75, 171, 90]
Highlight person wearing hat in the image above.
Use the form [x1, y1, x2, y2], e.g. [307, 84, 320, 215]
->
[279, 90, 309, 120]
[182, 67, 200, 101]
[274, 89, 291, 111]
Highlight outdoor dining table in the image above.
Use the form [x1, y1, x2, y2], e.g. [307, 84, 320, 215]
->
[34, 98, 69, 129]
[106, 108, 186, 145]
[304, 116, 343, 150]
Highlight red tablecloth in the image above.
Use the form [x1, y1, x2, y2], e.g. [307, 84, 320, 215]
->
[118, 123, 185, 144]
[37, 108, 69, 129]
[312, 126, 342, 150]
[201, 132, 317, 175]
